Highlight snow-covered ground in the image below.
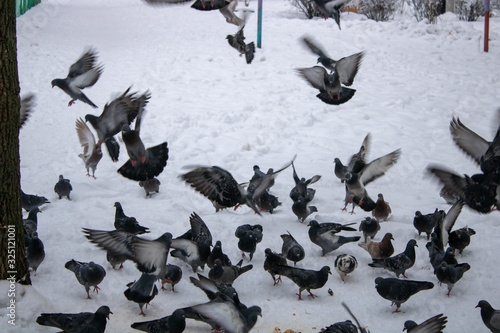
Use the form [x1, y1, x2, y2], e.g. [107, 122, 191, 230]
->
[2, 0, 500, 331]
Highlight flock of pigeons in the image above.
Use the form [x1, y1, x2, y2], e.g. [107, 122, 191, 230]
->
[16, 1, 500, 333]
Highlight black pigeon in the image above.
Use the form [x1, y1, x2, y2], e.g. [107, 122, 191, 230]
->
[289, 161, 321, 203]
[207, 240, 232, 268]
[334, 133, 370, 183]
[374, 277, 434, 313]
[413, 208, 445, 240]
[131, 308, 186, 333]
[125, 272, 159, 316]
[429, 201, 464, 255]
[23, 207, 41, 237]
[226, 24, 255, 64]
[19, 93, 35, 129]
[290, 191, 318, 222]
[25, 232, 45, 275]
[181, 165, 261, 215]
[54, 174, 72, 200]
[191, 0, 231, 11]
[263, 248, 287, 285]
[36, 305, 112, 333]
[476, 300, 500, 333]
[334, 253, 358, 281]
[311, 0, 351, 29]
[51, 48, 103, 108]
[358, 217, 380, 243]
[114, 202, 149, 235]
[255, 191, 281, 213]
[235, 224, 263, 260]
[369, 239, 418, 278]
[403, 313, 448, 333]
[139, 178, 161, 198]
[76, 117, 103, 178]
[426, 244, 457, 273]
[209, 258, 253, 285]
[272, 265, 331, 300]
[21, 190, 49, 212]
[434, 261, 470, 296]
[448, 226, 476, 255]
[307, 220, 359, 256]
[322, 320, 357, 333]
[65, 259, 106, 299]
[83, 228, 173, 276]
[159, 264, 183, 292]
[85, 87, 149, 162]
[280, 231, 305, 266]
[372, 193, 392, 221]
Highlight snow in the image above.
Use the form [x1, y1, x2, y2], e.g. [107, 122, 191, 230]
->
[3, 0, 500, 331]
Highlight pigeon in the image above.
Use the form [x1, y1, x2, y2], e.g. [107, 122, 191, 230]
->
[170, 237, 211, 273]
[51, 48, 103, 108]
[176, 212, 213, 247]
[255, 191, 282, 213]
[114, 202, 149, 235]
[426, 244, 458, 273]
[19, 93, 35, 129]
[106, 251, 128, 270]
[280, 232, 305, 266]
[307, 220, 359, 256]
[235, 224, 263, 260]
[341, 302, 370, 333]
[374, 277, 434, 313]
[21, 190, 49, 212]
[403, 313, 448, 332]
[430, 201, 465, 254]
[358, 232, 394, 260]
[65, 259, 106, 299]
[263, 248, 288, 285]
[83, 228, 173, 276]
[54, 174, 72, 200]
[207, 240, 232, 268]
[289, 161, 321, 202]
[180, 165, 261, 215]
[334, 253, 358, 281]
[434, 261, 470, 296]
[25, 232, 45, 274]
[311, 0, 351, 29]
[124, 272, 159, 316]
[191, 0, 231, 11]
[358, 217, 380, 243]
[290, 191, 318, 222]
[85, 87, 149, 162]
[369, 239, 418, 278]
[271, 265, 331, 300]
[139, 178, 161, 198]
[334, 133, 370, 183]
[246, 160, 295, 207]
[131, 309, 186, 333]
[413, 208, 445, 240]
[226, 24, 255, 64]
[75, 117, 103, 178]
[219, 0, 244, 25]
[322, 320, 357, 333]
[23, 207, 41, 237]
[159, 263, 183, 292]
[209, 258, 253, 285]
[476, 300, 500, 333]
[189, 273, 247, 311]
[448, 226, 476, 255]
[36, 305, 112, 333]
[372, 193, 392, 221]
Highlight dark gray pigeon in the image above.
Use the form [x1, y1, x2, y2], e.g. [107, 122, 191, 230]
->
[131, 308, 186, 333]
[235, 224, 263, 260]
[23, 207, 41, 237]
[189, 273, 247, 311]
[54, 174, 72, 200]
[25, 232, 45, 275]
[263, 248, 287, 285]
[403, 313, 448, 333]
[76, 117, 102, 178]
[21, 190, 49, 212]
[289, 161, 321, 203]
[290, 191, 318, 222]
[125, 272, 159, 316]
[477, 300, 500, 333]
[322, 320, 357, 333]
[281, 231, 305, 266]
[271, 265, 331, 300]
[159, 264, 183, 292]
[369, 239, 418, 278]
[114, 202, 149, 235]
[359, 217, 380, 243]
[374, 277, 434, 313]
[107, 251, 128, 270]
[334, 253, 357, 281]
[207, 240, 232, 269]
[85, 87, 149, 162]
[36, 305, 112, 333]
[307, 220, 359, 256]
[51, 48, 103, 108]
[434, 261, 470, 296]
[431, 201, 465, 254]
[255, 191, 281, 213]
[65, 259, 106, 299]
[209, 258, 253, 285]
[19, 93, 35, 129]
[448, 226, 476, 255]
[426, 244, 457, 273]
[311, 0, 351, 29]
[413, 208, 445, 240]
[139, 178, 161, 198]
[226, 23, 255, 64]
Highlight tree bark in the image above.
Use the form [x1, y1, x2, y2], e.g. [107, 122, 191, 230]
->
[0, 0, 31, 285]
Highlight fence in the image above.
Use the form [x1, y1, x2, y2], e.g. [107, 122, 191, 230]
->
[16, 0, 41, 17]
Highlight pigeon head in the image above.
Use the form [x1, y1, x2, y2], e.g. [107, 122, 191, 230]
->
[51, 79, 62, 88]
[308, 220, 320, 228]
[408, 239, 418, 247]
[84, 114, 98, 127]
[96, 306, 113, 319]
[477, 300, 492, 309]
[403, 320, 418, 331]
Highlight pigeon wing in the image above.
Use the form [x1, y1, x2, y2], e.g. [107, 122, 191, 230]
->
[335, 51, 364, 86]
[189, 212, 212, 246]
[76, 117, 97, 158]
[359, 148, 401, 186]
[19, 93, 35, 129]
[450, 117, 490, 164]
[67, 49, 99, 79]
[301, 36, 329, 59]
[296, 66, 328, 91]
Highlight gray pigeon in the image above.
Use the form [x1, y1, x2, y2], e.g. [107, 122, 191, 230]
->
[271, 265, 331, 300]
[25, 232, 45, 275]
[51, 48, 103, 108]
[36, 305, 112, 333]
[290, 191, 318, 222]
[76, 117, 102, 178]
[334, 253, 357, 281]
[311, 0, 351, 29]
[374, 277, 434, 313]
[170, 237, 211, 273]
[124, 272, 159, 316]
[434, 261, 470, 296]
[209, 258, 253, 285]
[23, 207, 41, 237]
[369, 239, 418, 278]
[65, 259, 106, 299]
[54, 174, 72, 200]
[139, 178, 161, 198]
[448, 226, 476, 255]
[358, 217, 380, 243]
[226, 23, 255, 64]
[131, 308, 186, 333]
[235, 224, 263, 260]
[207, 240, 232, 269]
[21, 190, 49, 212]
[280, 232, 305, 266]
[159, 264, 183, 292]
[307, 220, 359, 256]
[477, 300, 500, 333]
[19, 93, 35, 129]
[403, 313, 448, 333]
[289, 161, 321, 203]
[334, 133, 370, 183]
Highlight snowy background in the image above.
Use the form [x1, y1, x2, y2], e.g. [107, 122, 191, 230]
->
[2, 0, 500, 331]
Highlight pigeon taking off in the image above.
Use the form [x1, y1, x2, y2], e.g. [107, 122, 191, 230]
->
[375, 277, 434, 313]
[403, 313, 448, 333]
[477, 300, 500, 333]
[36, 305, 112, 333]
[65, 259, 106, 299]
[131, 308, 186, 333]
[334, 253, 358, 281]
[54, 175, 72, 200]
[51, 48, 103, 108]
[76, 117, 103, 178]
[272, 265, 331, 300]
[227, 23, 255, 64]
[124, 272, 159, 316]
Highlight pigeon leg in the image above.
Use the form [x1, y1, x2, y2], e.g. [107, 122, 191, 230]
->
[307, 290, 318, 298]
[234, 204, 241, 210]
[296, 291, 303, 300]
[273, 276, 282, 285]
[93, 285, 100, 294]
[68, 99, 76, 106]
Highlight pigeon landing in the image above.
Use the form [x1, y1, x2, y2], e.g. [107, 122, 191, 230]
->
[227, 23, 255, 64]
[36, 305, 112, 333]
[65, 259, 106, 299]
[54, 175, 72, 200]
[51, 48, 103, 108]
[76, 117, 102, 178]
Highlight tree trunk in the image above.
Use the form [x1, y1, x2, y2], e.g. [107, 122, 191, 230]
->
[0, 0, 31, 285]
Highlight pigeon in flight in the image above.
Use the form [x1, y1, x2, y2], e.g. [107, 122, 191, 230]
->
[76, 117, 103, 178]
[227, 22, 255, 64]
[312, 0, 352, 29]
[19, 93, 35, 129]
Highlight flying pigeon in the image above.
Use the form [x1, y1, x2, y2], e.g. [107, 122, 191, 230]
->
[271, 265, 331, 300]
[311, 0, 352, 29]
[23, 207, 41, 237]
[191, 0, 231, 10]
[114, 202, 149, 235]
[413, 208, 445, 240]
[159, 263, 183, 292]
[75, 117, 102, 178]
[207, 240, 232, 268]
[372, 193, 392, 221]
[280, 232, 305, 266]
[21, 190, 49, 212]
[374, 277, 434, 313]
[219, 0, 244, 25]
[476, 300, 500, 333]
[403, 313, 448, 333]
[85, 87, 149, 162]
[290, 191, 318, 222]
[334, 253, 358, 281]
[54, 174, 72, 200]
[307, 220, 359, 256]
[25, 232, 45, 275]
[65, 259, 106, 299]
[358, 232, 394, 260]
[263, 248, 288, 285]
[139, 178, 161, 198]
[125, 272, 159, 316]
[51, 48, 103, 108]
[180, 165, 261, 215]
[209, 258, 253, 285]
[334, 133, 370, 183]
[131, 308, 186, 333]
[19, 93, 35, 129]
[235, 224, 263, 260]
[369, 239, 418, 278]
[226, 23, 255, 64]
[289, 161, 321, 203]
[358, 217, 380, 243]
[434, 261, 470, 296]
[36, 305, 112, 333]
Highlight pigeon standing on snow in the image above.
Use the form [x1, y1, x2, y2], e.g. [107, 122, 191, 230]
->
[207, 240, 232, 268]
[159, 264, 183, 292]
[139, 178, 161, 198]
[369, 239, 418, 278]
[434, 261, 470, 296]
[51, 48, 103, 108]
[289, 161, 321, 203]
[413, 208, 445, 240]
[235, 224, 263, 260]
[21, 190, 49, 212]
[114, 202, 150, 235]
[65, 259, 106, 299]
[54, 175, 72, 200]
[131, 308, 186, 333]
[372, 193, 392, 221]
[476, 300, 500, 333]
[358, 232, 394, 260]
[124, 272, 159, 316]
[290, 191, 318, 222]
[271, 265, 331, 300]
[263, 248, 288, 285]
[334, 253, 358, 281]
[311, 0, 351, 29]
[374, 277, 434, 313]
[36, 305, 112, 333]
[448, 226, 476, 255]
[307, 220, 359, 256]
[358, 217, 380, 243]
[403, 313, 448, 332]
[25, 232, 45, 275]
[76, 117, 102, 178]
[209, 258, 253, 285]
[281, 231, 305, 266]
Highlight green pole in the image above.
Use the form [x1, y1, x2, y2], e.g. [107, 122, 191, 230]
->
[257, 0, 262, 48]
